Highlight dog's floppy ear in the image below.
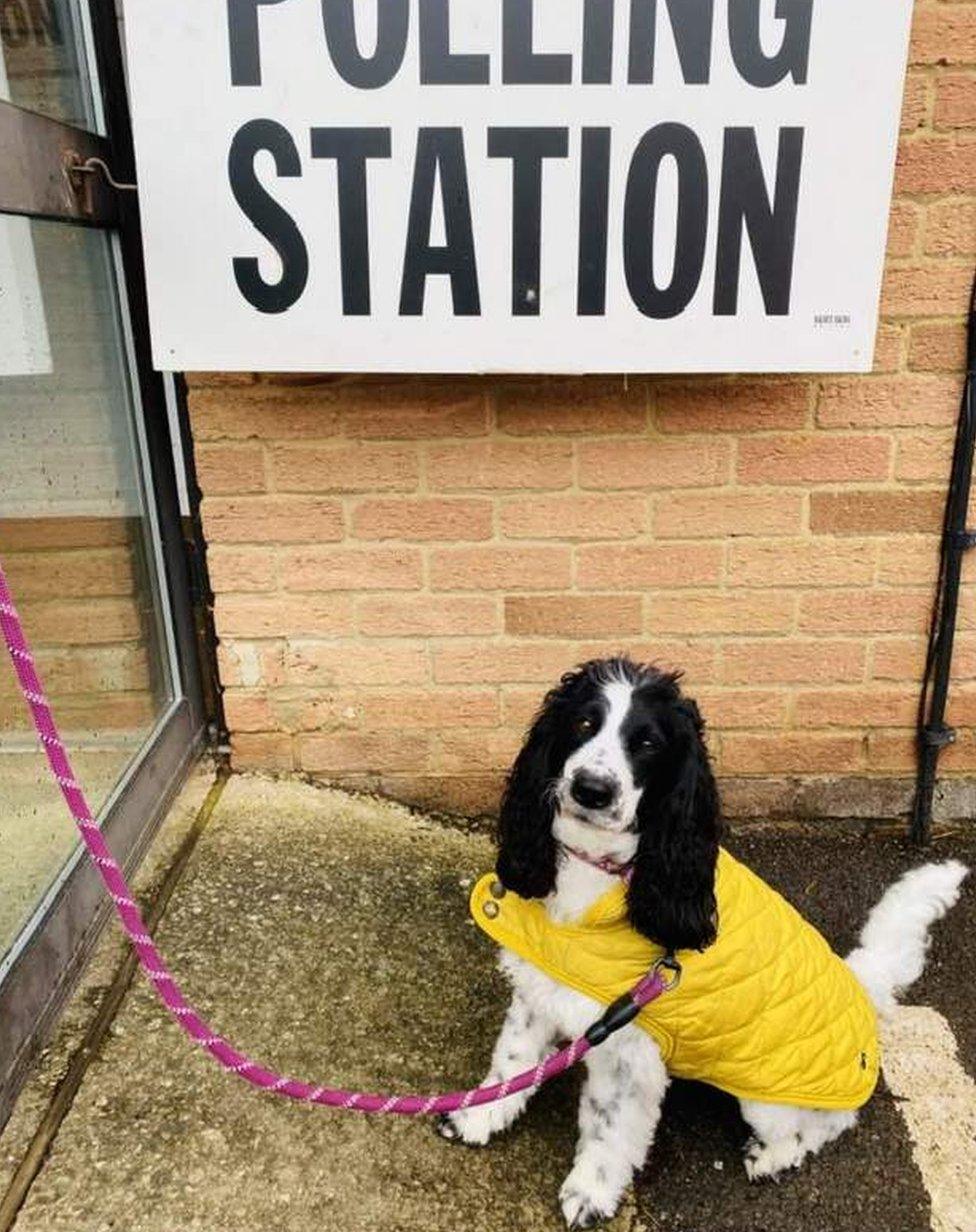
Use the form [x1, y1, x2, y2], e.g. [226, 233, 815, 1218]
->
[495, 685, 566, 899]
[627, 698, 721, 952]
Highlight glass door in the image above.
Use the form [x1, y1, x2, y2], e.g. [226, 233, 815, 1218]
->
[0, 0, 207, 1126]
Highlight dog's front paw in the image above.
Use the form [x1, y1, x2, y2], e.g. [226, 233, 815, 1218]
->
[743, 1135, 800, 1182]
[559, 1165, 622, 1229]
[434, 1107, 499, 1147]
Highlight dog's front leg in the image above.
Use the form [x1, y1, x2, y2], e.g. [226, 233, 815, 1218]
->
[436, 988, 552, 1146]
[559, 1028, 668, 1230]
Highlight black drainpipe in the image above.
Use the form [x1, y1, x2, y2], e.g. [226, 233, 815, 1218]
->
[911, 271, 976, 844]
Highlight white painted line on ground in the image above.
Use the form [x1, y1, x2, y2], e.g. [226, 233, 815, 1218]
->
[882, 1006, 976, 1232]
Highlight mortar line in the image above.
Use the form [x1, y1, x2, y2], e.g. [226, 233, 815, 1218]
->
[0, 766, 231, 1232]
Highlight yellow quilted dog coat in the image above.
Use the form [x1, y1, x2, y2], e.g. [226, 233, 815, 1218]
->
[471, 848, 879, 1110]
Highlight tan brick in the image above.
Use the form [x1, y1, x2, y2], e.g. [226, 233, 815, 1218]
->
[946, 686, 976, 728]
[217, 640, 286, 689]
[654, 380, 809, 434]
[433, 641, 578, 684]
[430, 729, 523, 775]
[505, 595, 643, 638]
[909, 321, 969, 371]
[935, 73, 976, 128]
[281, 547, 423, 592]
[722, 734, 864, 775]
[910, 7, 976, 65]
[798, 590, 931, 635]
[809, 490, 944, 535]
[269, 443, 419, 493]
[876, 536, 942, 586]
[865, 732, 916, 774]
[279, 687, 500, 732]
[186, 372, 256, 388]
[359, 689, 500, 730]
[190, 387, 342, 441]
[949, 634, 976, 680]
[693, 689, 789, 730]
[215, 595, 355, 638]
[729, 540, 876, 588]
[737, 434, 891, 485]
[427, 440, 573, 491]
[231, 732, 295, 772]
[895, 433, 954, 482]
[201, 496, 343, 544]
[207, 547, 276, 593]
[286, 641, 429, 687]
[351, 498, 492, 541]
[3, 550, 134, 600]
[886, 201, 921, 258]
[900, 70, 931, 132]
[429, 545, 572, 591]
[268, 691, 354, 733]
[816, 376, 961, 428]
[338, 380, 488, 438]
[576, 543, 723, 589]
[881, 263, 975, 317]
[500, 494, 647, 540]
[654, 490, 804, 538]
[357, 595, 499, 637]
[895, 135, 976, 195]
[495, 378, 648, 435]
[194, 444, 266, 495]
[299, 731, 432, 774]
[873, 324, 905, 374]
[223, 690, 275, 732]
[924, 200, 976, 256]
[721, 640, 866, 686]
[794, 689, 917, 730]
[871, 638, 928, 682]
[501, 684, 554, 733]
[647, 593, 794, 636]
[578, 438, 732, 490]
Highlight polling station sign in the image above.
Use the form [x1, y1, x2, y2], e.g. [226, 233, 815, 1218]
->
[123, 1, 913, 373]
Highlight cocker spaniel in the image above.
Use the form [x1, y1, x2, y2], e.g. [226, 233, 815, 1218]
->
[437, 656, 967, 1228]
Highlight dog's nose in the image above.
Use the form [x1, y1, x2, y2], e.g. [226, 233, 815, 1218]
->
[570, 769, 618, 811]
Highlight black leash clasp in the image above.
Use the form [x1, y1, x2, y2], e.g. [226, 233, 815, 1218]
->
[584, 954, 682, 1047]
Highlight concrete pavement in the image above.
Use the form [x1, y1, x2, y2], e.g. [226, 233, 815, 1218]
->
[1, 773, 973, 1232]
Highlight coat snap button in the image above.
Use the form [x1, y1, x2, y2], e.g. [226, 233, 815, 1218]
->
[483, 900, 500, 919]
[489, 880, 506, 899]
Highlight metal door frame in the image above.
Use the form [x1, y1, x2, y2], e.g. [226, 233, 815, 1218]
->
[0, 0, 210, 1129]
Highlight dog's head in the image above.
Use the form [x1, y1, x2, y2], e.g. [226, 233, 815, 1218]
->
[496, 657, 721, 953]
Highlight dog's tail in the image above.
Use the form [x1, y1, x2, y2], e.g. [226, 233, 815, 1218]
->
[846, 860, 968, 1016]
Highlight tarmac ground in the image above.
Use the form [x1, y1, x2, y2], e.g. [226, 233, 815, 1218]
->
[1, 771, 973, 1232]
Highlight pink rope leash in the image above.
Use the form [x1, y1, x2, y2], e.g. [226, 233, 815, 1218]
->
[0, 558, 674, 1116]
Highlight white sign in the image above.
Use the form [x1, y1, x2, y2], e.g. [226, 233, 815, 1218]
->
[123, 0, 913, 374]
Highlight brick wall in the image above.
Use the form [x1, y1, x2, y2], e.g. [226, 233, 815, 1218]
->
[191, 2, 976, 822]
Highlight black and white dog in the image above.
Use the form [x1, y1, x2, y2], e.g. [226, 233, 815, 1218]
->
[438, 657, 966, 1228]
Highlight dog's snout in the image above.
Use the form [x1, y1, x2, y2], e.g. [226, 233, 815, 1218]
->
[570, 769, 618, 811]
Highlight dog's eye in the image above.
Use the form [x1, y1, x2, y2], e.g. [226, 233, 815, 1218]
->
[634, 733, 661, 752]
[574, 716, 595, 737]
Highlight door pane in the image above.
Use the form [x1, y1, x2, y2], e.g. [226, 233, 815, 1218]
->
[0, 219, 176, 962]
[0, 0, 98, 130]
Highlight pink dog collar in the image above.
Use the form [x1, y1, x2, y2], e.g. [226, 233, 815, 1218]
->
[561, 844, 634, 880]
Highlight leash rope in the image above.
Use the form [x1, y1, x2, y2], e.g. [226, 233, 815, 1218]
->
[0, 558, 674, 1116]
